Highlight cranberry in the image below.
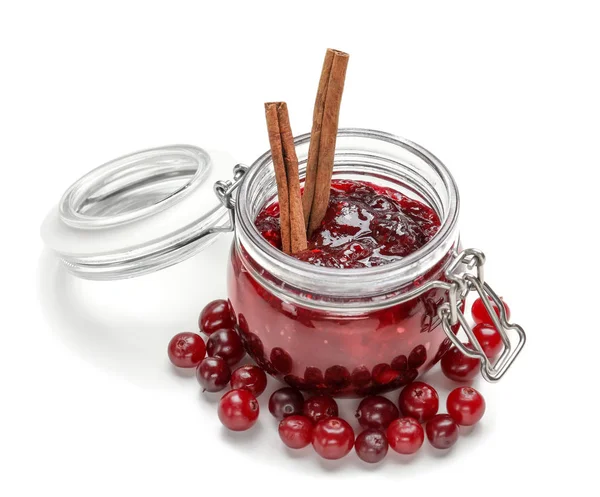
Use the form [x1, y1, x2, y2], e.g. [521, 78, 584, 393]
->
[472, 323, 503, 358]
[355, 396, 399, 430]
[270, 347, 293, 374]
[441, 344, 480, 382]
[303, 395, 339, 424]
[324, 365, 350, 389]
[312, 417, 355, 460]
[408, 345, 427, 368]
[391, 355, 408, 371]
[471, 297, 510, 326]
[196, 356, 230, 392]
[426, 414, 459, 449]
[387, 417, 424, 454]
[278, 415, 313, 449]
[447, 387, 486, 426]
[269, 387, 304, 419]
[218, 389, 259, 431]
[230, 365, 268, 397]
[351, 366, 372, 388]
[355, 428, 388, 463]
[304, 366, 324, 387]
[206, 328, 245, 366]
[199, 299, 235, 335]
[372, 363, 400, 385]
[398, 381, 439, 423]
[167, 332, 206, 368]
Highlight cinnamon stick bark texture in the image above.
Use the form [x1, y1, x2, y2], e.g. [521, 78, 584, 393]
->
[303, 49, 349, 236]
[264, 102, 308, 254]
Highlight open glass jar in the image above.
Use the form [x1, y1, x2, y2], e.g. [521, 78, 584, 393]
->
[41, 129, 525, 397]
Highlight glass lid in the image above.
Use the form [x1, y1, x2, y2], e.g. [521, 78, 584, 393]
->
[41, 145, 237, 280]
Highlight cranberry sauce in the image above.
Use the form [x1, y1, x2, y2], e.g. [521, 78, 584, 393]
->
[228, 179, 454, 397]
[254, 180, 441, 268]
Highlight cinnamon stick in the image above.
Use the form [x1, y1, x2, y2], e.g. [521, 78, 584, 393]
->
[264, 102, 308, 254]
[303, 49, 349, 236]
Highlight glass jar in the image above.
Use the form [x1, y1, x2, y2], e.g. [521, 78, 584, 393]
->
[41, 129, 525, 396]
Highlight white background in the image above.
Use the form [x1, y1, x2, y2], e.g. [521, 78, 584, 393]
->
[2, 1, 599, 495]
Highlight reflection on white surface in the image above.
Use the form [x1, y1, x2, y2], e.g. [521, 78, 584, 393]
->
[37, 233, 234, 389]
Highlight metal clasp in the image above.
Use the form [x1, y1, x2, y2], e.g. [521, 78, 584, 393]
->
[211, 164, 248, 233]
[438, 248, 526, 382]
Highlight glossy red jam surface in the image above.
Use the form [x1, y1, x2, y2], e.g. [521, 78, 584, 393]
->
[255, 180, 440, 268]
[228, 179, 456, 397]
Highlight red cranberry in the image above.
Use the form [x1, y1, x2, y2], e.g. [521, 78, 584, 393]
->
[167, 332, 206, 368]
[472, 324, 503, 358]
[270, 347, 293, 374]
[372, 364, 400, 385]
[304, 366, 324, 387]
[426, 414, 459, 449]
[324, 365, 350, 389]
[206, 328, 245, 366]
[278, 415, 313, 449]
[351, 366, 372, 388]
[391, 355, 408, 371]
[312, 417, 355, 460]
[355, 396, 399, 430]
[230, 365, 267, 397]
[199, 299, 235, 335]
[196, 356, 230, 392]
[408, 345, 427, 368]
[387, 417, 424, 454]
[303, 395, 339, 424]
[355, 428, 388, 463]
[471, 297, 510, 326]
[269, 387, 304, 419]
[447, 387, 486, 426]
[441, 344, 480, 382]
[398, 381, 439, 423]
[218, 389, 259, 431]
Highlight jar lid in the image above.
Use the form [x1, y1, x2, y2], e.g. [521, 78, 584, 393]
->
[41, 145, 238, 280]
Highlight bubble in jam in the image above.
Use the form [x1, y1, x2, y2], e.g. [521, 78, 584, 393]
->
[254, 179, 441, 268]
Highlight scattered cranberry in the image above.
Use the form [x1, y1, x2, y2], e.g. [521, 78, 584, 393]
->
[199, 299, 235, 335]
[218, 389, 259, 431]
[230, 365, 267, 397]
[355, 396, 399, 430]
[471, 297, 510, 326]
[167, 332, 206, 368]
[278, 415, 313, 449]
[303, 395, 339, 424]
[269, 387, 304, 419]
[441, 344, 480, 382]
[426, 414, 459, 449]
[206, 328, 245, 366]
[312, 417, 355, 460]
[387, 417, 424, 454]
[398, 381, 439, 423]
[472, 324, 503, 358]
[447, 387, 486, 426]
[355, 428, 388, 463]
[196, 356, 231, 392]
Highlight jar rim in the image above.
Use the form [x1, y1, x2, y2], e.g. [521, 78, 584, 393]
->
[235, 128, 460, 304]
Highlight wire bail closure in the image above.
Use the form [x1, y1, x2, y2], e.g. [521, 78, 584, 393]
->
[213, 164, 248, 230]
[438, 248, 526, 382]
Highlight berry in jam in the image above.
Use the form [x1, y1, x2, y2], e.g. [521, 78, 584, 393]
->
[254, 180, 441, 268]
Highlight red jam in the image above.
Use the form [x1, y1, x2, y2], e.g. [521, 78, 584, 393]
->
[255, 180, 440, 268]
[228, 179, 455, 397]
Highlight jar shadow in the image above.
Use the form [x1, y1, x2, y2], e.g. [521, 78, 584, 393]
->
[37, 233, 233, 389]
